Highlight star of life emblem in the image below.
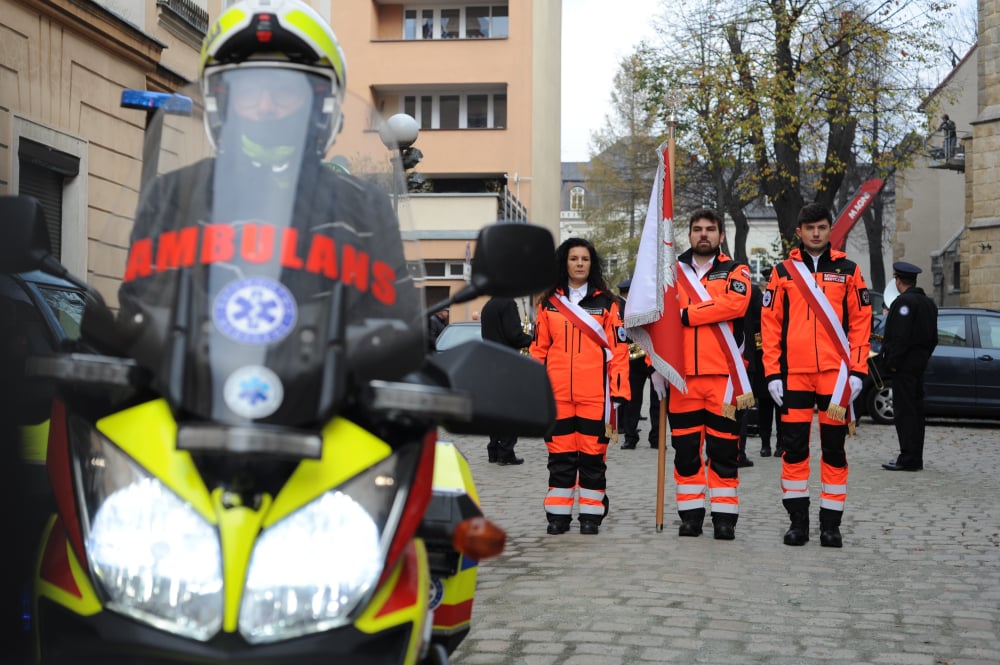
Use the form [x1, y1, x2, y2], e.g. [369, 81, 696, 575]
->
[223, 365, 284, 419]
[213, 277, 297, 344]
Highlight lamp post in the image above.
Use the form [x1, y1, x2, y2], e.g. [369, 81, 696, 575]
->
[379, 113, 420, 216]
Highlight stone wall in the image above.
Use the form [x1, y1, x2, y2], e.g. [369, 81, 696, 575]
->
[966, 0, 1000, 308]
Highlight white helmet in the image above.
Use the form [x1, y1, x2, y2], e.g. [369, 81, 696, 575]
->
[199, 0, 347, 155]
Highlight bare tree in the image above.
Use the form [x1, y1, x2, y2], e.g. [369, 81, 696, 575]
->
[583, 55, 662, 287]
[634, 0, 949, 260]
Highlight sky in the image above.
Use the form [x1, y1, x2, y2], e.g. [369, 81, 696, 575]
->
[560, 0, 661, 162]
[560, 0, 979, 163]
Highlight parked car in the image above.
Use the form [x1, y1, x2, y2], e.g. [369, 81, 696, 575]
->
[857, 307, 1000, 424]
[434, 321, 482, 352]
[1, 270, 87, 455]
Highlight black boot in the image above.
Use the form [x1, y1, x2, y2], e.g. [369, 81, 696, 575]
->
[819, 508, 843, 548]
[783, 510, 809, 546]
[546, 517, 570, 535]
[678, 508, 705, 537]
[712, 514, 736, 540]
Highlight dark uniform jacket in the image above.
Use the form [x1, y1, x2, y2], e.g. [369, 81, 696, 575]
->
[880, 286, 938, 376]
[481, 297, 531, 349]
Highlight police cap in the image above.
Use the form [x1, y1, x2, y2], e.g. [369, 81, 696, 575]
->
[617, 278, 632, 291]
[892, 261, 922, 279]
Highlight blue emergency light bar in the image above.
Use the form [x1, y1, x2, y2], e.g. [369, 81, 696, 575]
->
[120, 89, 193, 115]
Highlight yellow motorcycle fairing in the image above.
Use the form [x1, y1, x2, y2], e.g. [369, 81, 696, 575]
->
[427, 442, 481, 643]
[35, 397, 431, 661]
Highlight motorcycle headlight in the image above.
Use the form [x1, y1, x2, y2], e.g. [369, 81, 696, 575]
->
[74, 424, 223, 641]
[239, 452, 411, 644]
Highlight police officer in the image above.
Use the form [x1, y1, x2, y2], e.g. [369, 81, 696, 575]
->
[880, 261, 938, 471]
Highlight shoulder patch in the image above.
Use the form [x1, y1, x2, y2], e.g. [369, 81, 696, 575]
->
[729, 279, 747, 295]
[899, 304, 910, 316]
[740, 266, 751, 279]
[762, 290, 773, 308]
[858, 288, 871, 307]
[616, 326, 628, 342]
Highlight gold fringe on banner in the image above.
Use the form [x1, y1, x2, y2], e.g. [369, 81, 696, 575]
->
[722, 403, 737, 421]
[848, 421, 856, 436]
[736, 392, 756, 410]
[826, 404, 847, 422]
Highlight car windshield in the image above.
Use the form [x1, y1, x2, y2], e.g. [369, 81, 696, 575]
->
[436, 323, 482, 351]
[36, 285, 85, 342]
[114, 72, 426, 427]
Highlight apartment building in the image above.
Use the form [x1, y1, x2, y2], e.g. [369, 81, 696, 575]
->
[1, 0, 220, 304]
[328, 1, 562, 318]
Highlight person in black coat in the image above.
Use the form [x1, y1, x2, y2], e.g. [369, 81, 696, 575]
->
[880, 262, 938, 472]
[614, 278, 649, 450]
[480, 296, 532, 464]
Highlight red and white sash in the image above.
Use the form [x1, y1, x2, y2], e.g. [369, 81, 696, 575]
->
[549, 293, 614, 426]
[783, 258, 854, 425]
[676, 262, 754, 419]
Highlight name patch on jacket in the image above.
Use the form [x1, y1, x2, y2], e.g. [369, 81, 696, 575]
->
[729, 279, 747, 295]
[582, 307, 604, 315]
[822, 273, 847, 283]
[708, 271, 729, 280]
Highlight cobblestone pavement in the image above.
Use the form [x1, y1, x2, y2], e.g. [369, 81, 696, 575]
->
[445, 407, 1000, 665]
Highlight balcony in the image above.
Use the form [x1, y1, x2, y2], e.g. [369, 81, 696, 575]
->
[925, 130, 968, 173]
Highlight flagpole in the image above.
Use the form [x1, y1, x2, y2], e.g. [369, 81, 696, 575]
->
[655, 112, 676, 533]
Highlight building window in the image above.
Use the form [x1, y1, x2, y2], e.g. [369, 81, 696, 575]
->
[569, 186, 585, 212]
[402, 5, 508, 40]
[403, 91, 507, 129]
[18, 138, 81, 262]
[423, 260, 467, 279]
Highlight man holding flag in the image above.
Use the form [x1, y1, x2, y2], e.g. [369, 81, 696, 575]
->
[760, 202, 872, 548]
[625, 141, 754, 540]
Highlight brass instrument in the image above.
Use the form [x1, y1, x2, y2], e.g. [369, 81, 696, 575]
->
[520, 310, 533, 356]
[867, 350, 885, 391]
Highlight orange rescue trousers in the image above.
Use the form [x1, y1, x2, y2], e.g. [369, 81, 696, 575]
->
[544, 400, 609, 527]
[668, 375, 740, 524]
[777, 371, 849, 519]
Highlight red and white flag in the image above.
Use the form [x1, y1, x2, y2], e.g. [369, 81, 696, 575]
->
[623, 140, 686, 392]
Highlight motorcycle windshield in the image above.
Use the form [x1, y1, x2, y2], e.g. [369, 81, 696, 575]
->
[117, 68, 425, 427]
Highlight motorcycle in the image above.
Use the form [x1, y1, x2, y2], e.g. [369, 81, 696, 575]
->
[2, 77, 555, 664]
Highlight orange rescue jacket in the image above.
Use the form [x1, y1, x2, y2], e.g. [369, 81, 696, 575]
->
[676, 249, 753, 377]
[760, 246, 873, 381]
[530, 287, 630, 405]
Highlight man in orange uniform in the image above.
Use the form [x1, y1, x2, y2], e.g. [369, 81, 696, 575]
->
[671, 209, 754, 541]
[761, 203, 872, 548]
[531, 238, 630, 535]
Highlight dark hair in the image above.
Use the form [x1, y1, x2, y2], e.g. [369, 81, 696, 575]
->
[545, 237, 609, 298]
[688, 208, 725, 235]
[797, 202, 832, 227]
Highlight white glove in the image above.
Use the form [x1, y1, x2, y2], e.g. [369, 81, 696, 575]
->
[650, 371, 668, 400]
[849, 375, 863, 402]
[768, 379, 783, 407]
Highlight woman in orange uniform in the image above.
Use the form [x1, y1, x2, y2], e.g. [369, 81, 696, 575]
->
[530, 238, 629, 535]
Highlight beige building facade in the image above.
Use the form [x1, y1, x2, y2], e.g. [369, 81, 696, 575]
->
[895, 47, 976, 306]
[966, 0, 1000, 308]
[1, 0, 219, 303]
[329, 1, 562, 319]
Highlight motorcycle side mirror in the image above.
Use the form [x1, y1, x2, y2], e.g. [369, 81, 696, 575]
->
[426, 223, 555, 316]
